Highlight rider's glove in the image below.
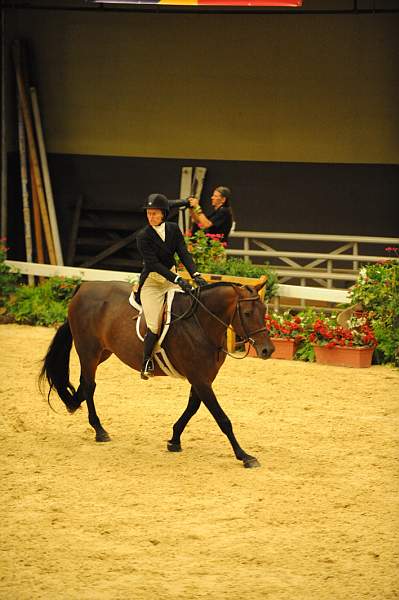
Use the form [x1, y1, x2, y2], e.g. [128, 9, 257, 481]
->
[192, 273, 207, 287]
[175, 276, 193, 293]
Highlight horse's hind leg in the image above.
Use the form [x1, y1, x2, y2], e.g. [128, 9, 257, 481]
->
[167, 386, 201, 452]
[78, 349, 111, 443]
[195, 383, 260, 469]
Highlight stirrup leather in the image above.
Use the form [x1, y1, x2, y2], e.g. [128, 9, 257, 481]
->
[141, 357, 155, 380]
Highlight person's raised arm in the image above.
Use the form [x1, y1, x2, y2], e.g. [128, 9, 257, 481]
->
[188, 197, 213, 228]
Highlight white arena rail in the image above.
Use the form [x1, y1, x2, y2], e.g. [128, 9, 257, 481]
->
[5, 260, 350, 306]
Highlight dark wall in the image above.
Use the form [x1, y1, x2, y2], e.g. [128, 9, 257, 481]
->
[5, 8, 399, 267]
[7, 153, 399, 264]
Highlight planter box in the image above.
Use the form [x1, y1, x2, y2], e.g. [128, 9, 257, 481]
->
[245, 338, 297, 359]
[314, 345, 373, 368]
[271, 338, 298, 360]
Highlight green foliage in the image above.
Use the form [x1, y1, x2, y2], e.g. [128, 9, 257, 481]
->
[6, 276, 80, 326]
[205, 258, 278, 302]
[0, 240, 22, 306]
[184, 229, 227, 272]
[292, 309, 319, 362]
[180, 229, 279, 302]
[349, 250, 399, 366]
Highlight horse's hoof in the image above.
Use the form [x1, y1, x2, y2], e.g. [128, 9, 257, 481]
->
[167, 441, 182, 452]
[243, 457, 260, 468]
[96, 431, 111, 443]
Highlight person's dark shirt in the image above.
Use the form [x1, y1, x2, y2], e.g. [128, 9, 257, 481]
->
[192, 206, 233, 243]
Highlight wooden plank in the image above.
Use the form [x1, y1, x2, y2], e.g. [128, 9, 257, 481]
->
[178, 166, 192, 234]
[30, 86, 64, 265]
[0, 10, 7, 241]
[17, 100, 34, 285]
[74, 255, 142, 269]
[278, 284, 349, 303]
[226, 248, 387, 262]
[66, 194, 83, 265]
[4, 260, 350, 303]
[230, 231, 399, 244]
[192, 166, 207, 200]
[30, 161, 45, 267]
[12, 40, 56, 265]
[273, 269, 358, 281]
[79, 229, 140, 268]
[78, 218, 137, 231]
[5, 260, 139, 283]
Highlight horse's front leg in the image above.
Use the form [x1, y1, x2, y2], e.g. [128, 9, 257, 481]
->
[194, 382, 260, 469]
[167, 386, 201, 452]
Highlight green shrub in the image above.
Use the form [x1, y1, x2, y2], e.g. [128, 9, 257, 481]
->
[204, 258, 279, 302]
[180, 229, 279, 302]
[0, 240, 22, 306]
[184, 230, 227, 272]
[6, 276, 80, 326]
[349, 250, 399, 366]
[292, 308, 321, 362]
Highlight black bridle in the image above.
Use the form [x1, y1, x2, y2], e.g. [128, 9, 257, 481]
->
[232, 294, 268, 346]
[171, 285, 268, 357]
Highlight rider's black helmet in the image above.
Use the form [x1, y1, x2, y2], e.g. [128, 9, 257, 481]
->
[143, 193, 169, 218]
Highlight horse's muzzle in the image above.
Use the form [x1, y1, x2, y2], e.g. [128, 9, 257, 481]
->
[255, 339, 275, 359]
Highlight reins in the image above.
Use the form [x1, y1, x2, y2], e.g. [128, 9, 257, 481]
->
[171, 285, 267, 359]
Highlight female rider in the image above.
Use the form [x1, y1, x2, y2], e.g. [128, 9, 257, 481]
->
[136, 193, 207, 380]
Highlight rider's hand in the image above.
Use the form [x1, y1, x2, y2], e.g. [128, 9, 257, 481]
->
[193, 274, 207, 287]
[175, 277, 193, 293]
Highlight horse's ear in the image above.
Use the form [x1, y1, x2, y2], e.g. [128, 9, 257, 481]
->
[254, 276, 267, 293]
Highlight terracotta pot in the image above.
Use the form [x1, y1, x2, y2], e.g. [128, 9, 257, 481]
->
[313, 345, 373, 368]
[271, 338, 298, 360]
[245, 338, 297, 359]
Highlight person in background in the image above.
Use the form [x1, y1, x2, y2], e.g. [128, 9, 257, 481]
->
[136, 193, 207, 380]
[188, 186, 234, 244]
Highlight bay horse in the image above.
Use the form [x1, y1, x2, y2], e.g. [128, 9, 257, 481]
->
[39, 281, 274, 468]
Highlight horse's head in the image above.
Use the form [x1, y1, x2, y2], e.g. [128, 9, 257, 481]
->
[232, 283, 275, 359]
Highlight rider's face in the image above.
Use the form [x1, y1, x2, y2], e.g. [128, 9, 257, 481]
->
[147, 209, 164, 227]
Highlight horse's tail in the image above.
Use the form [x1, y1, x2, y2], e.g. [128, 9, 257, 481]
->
[39, 320, 81, 413]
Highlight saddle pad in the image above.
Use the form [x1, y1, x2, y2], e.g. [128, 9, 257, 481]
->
[128, 288, 185, 379]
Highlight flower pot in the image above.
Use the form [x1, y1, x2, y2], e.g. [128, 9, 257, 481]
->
[313, 345, 373, 368]
[271, 338, 298, 360]
[245, 338, 297, 359]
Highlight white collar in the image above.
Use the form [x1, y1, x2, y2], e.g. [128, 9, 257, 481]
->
[152, 222, 166, 241]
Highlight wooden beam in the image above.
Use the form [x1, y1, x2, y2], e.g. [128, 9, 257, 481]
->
[30, 86, 63, 265]
[79, 229, 140, 268]
[17, 100, 34, 285]
[12, 40, 56, 265]
[66, 194, 83, 265]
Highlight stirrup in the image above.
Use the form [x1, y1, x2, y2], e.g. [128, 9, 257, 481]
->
[141, 357, 154, 380]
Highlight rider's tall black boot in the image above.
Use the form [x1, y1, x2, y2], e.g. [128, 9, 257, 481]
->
[141, 330, 158, 380]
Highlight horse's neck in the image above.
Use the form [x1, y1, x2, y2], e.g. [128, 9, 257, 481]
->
[200, 286, 237, 327]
